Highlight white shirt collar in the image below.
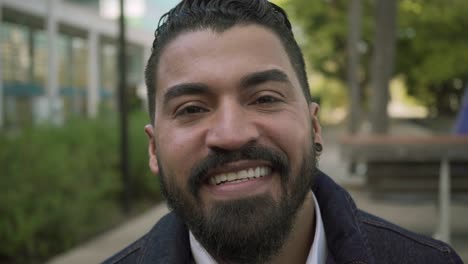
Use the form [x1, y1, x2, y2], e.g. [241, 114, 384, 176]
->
[189, 192, 327, 264]
[307, 192, 328, 264]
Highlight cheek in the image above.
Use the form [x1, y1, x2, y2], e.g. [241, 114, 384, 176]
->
[156, 125, 207, 185]
[261, 112, 312, 168]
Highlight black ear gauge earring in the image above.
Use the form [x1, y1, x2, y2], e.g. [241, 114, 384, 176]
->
[314, 143, 323, 156]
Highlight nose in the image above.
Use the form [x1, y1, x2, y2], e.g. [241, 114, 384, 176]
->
[205, 101, 259, 151]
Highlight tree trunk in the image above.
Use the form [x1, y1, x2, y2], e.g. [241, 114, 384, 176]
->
[347, 0, 362, 135]
[370, 0, 397, 134]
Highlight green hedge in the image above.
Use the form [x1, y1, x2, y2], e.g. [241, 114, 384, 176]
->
[0, 111, 161, 263]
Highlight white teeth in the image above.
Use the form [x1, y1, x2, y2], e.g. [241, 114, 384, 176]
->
[209, 177, 216, 185]
[227, 172, 236, 182]
[209, 166, 272, 185]
[220, 174, 227, 182]
[248, 168, 255, 178]
[239, 170, 248, 179]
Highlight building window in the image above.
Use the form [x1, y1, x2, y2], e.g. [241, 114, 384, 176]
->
[58, 34, 88, 119]
[1, 22, 43, 128]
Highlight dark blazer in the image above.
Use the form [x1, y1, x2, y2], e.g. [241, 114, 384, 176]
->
[103, 171, 463, 264]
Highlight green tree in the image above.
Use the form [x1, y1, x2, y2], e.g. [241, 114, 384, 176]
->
[281, 0, 374, 96]
[397, 0, 468, 115]
[281, 0, 468, 116]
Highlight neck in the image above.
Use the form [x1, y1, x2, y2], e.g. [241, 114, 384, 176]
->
[270, 191, 315, 264]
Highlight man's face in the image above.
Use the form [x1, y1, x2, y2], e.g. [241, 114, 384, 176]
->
[146, 25, 322, 263]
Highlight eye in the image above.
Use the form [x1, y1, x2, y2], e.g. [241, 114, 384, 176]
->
[175, 105, 208, 117]
[252, 95, 281, 105]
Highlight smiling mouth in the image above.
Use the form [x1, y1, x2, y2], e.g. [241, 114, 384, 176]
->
[208, 166, 272, 186]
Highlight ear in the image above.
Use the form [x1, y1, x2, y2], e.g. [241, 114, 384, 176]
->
[144, 124, 159, 174]
[309, 102, 323, 145]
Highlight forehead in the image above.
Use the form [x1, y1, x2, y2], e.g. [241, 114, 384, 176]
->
[155, 25, 300, 99]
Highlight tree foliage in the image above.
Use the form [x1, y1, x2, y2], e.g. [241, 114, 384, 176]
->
[0, 111, 161, 263]
[281, 0, 468, 116]
[397, 0, 468, 115]
[281, 0, 374, 94]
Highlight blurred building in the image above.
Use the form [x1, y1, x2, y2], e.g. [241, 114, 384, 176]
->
[0, 0, 177, 129]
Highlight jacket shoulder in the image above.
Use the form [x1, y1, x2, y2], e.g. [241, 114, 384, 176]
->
[101, 234, 147, 264]
[101, 212, 192, 264]
[358, 210, 463, 264]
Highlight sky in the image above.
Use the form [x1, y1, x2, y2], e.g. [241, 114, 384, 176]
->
[96, 0, 180, 32]
[96, 0, 286, 33]
[140, 0, 180, 32]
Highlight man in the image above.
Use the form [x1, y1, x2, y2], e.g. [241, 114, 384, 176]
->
[105, 1, 462, 263]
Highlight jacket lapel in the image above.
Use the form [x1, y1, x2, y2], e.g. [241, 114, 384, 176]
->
[137, 212, 193, 264]
[314, 170, 375, 264]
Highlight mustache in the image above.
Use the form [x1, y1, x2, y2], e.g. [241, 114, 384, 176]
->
[188, 143, 290, 198]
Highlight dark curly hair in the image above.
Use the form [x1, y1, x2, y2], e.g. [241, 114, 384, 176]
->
[145, 0, 311, 123]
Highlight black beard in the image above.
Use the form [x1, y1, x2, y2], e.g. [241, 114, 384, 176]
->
[157, 142, 317, 264]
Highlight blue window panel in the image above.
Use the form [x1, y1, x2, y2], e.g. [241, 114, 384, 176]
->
[60, 87, 87, 97]
[4, 82, 44, 97]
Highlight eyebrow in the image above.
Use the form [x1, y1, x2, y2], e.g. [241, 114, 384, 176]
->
[163, 83, 210, 106]
[240, 69, 291, 88]
[162, 69, 291, 106]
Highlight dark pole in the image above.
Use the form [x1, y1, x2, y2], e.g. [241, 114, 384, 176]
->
[118, 0, 131, 213]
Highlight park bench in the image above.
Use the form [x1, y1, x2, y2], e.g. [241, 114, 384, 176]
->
[340, 134, 468, 243]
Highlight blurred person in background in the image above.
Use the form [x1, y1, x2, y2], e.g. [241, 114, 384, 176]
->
[454, 85, 468, 134]
[104, 1, 462, 263]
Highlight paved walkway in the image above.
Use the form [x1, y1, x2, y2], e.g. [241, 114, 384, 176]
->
[47, 205, 169, 264]
[48, 122, 468, 263]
